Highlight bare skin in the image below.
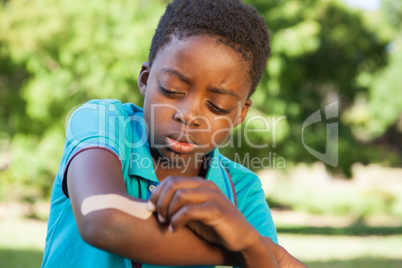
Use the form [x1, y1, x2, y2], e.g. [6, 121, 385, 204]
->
[148, 175, 278, 267]
[67, 148, 238, 266]
[148, 176, 307, 268]
[67, 35, 307, 267]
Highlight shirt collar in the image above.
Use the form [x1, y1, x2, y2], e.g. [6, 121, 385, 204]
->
[205, 149, 233, 199]
[127, 110, 159, 182]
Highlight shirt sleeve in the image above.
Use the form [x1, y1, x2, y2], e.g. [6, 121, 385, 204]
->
[60, 99, 131, 197]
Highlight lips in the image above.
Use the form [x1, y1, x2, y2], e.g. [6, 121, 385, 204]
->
[165, 136, 197, 154]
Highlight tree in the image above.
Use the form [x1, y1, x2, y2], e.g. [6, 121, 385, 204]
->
[0, 0, 166, 197]
[0, 0, 398, 199]
[221, 0, 395, 176]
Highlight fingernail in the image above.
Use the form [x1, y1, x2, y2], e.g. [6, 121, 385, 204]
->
[158, 213, 166, 223]
[168, 224, 174, 233]
[146, 200, 156, 212]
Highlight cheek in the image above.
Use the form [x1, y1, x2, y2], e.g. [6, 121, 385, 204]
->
[206, 117, 235, 147]
[144, 106, 174, 133]
[143, 91, 175, 121]
[143, 101, 173, 138]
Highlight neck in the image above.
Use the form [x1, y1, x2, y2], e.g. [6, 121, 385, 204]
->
[151, 149, 205, 181]
[153, 157, 202, 181]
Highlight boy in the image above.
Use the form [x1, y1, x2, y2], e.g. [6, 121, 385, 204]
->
[42, 0, 306, 267]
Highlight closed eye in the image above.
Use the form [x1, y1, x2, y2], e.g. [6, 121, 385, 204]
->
[159, 86, 185, 97]
[207, 102, 231, 114]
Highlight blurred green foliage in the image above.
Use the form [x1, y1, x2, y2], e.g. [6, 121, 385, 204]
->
[224, 0, 401, 176]
[343, 0, 402, 142]
[267, 187, 402, 219]
[0, 0, 166, 198]
[0, 0, 401, 199]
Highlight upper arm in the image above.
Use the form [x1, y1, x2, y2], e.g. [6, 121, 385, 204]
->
[62, 99, 134, 244]
[66, 148, 132, 244]
[62, 99, 130, 197]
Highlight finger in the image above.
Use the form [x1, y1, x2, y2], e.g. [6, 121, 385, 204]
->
[148, 176, 170, 206]
[155, 178, 181, 223]
[187, 221, 222, 245]
[158, 178, 222, 222]
[169, 202, 221, 232]
[167, 188, 220, 221]
[150, 176, 199, 205]
[147, 176, 178, 214]
[153, 176, 205, 223]
[150, 176, 218, 205]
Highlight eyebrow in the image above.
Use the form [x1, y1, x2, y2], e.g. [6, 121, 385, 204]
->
[160, 67, 240, 100]
[161, 67, 191, 85]
[207, 86, 240, 100]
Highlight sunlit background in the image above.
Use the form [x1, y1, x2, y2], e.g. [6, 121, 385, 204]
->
[0, 0, 401, 267]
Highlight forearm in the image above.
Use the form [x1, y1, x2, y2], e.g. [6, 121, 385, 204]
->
[240, 236, 307, 268]
[80, 206, 238, 266]
[240, 235, 278, 268]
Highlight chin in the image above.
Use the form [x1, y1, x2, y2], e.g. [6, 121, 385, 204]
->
[157, 147, 205, 164]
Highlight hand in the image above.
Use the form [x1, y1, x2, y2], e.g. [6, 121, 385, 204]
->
[186, 221, 222, 245]
[267, 238, 308, 268]
[148, 175, 261, 253]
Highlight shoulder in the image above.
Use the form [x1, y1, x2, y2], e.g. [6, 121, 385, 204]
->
[67, 99, 144, 129]
[121, 101, 144, 116]
[218, 154, 263, 194]
[72, 99, 142, 117]
[77, 99, 125, 111]
[64, 99, 144, 160]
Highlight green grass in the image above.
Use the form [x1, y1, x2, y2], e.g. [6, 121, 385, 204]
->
[261, 164, 402, 220]
[0, 248, 43, 268]
[305, 258, 402, 268]
[219, 232, 402, 268]
[1, 212, 401, 268]
[277, 224, 402, 236]
[0, 216, 46, 268]
[278, 233, 402, 263]
[265, 184, 402, 219]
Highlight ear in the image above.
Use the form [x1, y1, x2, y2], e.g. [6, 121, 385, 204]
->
[234, 99, 252, 127]
[138, 62, 150, 97]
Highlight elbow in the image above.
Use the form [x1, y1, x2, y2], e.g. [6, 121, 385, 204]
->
[79, 210, 120, 250]
[80, 214, 102, 247]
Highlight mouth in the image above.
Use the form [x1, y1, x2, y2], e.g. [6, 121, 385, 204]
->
[165, 135, 197, 154]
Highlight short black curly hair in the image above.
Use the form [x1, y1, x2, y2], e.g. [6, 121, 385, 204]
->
[148, 0, 270, 98]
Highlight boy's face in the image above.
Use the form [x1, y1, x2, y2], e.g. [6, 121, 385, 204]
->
[138, 35, 252, 165]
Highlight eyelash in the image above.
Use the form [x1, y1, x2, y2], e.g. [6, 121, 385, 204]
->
[207, 102, 231, 114]
[159, 86, 184, 97]
[159, 86, 231, 114]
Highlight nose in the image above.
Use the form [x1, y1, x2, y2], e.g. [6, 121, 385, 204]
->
[173, 98, 202, 127]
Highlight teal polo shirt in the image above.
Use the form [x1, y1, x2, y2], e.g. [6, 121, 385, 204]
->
[41, 99, 277, 268]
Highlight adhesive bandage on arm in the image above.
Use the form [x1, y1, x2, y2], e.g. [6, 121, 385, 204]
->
[81, 194, 153, 220]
